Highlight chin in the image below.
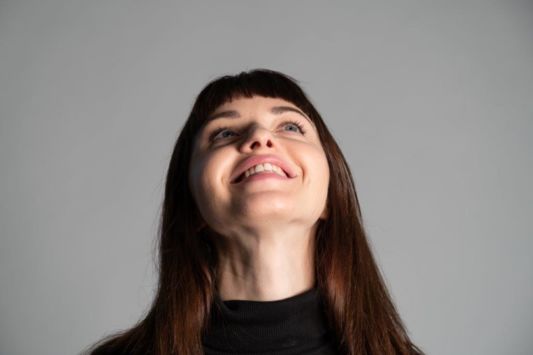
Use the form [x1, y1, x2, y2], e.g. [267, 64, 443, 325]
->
[241, 196, 295, 210]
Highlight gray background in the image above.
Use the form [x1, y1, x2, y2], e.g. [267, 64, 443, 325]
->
[1, 1, 532, 354]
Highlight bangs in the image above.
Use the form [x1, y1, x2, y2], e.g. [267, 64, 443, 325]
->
[190, 69, 315, 129]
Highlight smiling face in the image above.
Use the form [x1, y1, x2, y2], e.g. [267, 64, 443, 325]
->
[188, 95, 329, 237]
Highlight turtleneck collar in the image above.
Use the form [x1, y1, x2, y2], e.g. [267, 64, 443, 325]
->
[202, 287, 339, 355]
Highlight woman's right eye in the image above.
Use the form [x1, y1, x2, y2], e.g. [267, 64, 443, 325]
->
[209, 126, 236, 142]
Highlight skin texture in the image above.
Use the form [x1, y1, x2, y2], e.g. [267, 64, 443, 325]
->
[189, 96, 329, 301]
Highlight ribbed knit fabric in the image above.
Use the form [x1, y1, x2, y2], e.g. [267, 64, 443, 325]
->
[202, 287, 340, 355]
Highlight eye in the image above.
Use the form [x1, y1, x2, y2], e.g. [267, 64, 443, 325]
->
[209, 126, 236, 142]
[282, 120, 306, 134]
[209, 120, 307, 142]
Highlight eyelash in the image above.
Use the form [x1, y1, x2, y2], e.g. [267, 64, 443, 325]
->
[209, 120, 307, 142]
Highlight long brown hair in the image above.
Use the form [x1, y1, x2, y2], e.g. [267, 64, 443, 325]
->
[82, 69, 425, 355]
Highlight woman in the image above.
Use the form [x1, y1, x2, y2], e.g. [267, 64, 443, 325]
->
[83, 69, 425, 355]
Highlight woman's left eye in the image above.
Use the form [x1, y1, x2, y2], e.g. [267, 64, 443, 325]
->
[209, 120, 306, 142]
[283, 120, 306, 134]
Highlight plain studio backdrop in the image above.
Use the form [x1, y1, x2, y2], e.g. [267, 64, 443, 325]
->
[1, 1, 532, 354]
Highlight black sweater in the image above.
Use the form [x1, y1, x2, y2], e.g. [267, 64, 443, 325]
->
[202, 288, 340, 355]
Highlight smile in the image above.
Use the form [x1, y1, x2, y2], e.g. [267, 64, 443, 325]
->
[234, 163, 290, 184]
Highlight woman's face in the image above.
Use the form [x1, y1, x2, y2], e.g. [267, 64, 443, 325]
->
[188, 95, 329, 236]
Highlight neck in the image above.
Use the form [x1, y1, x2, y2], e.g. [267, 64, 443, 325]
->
[213, 224, 317, 301]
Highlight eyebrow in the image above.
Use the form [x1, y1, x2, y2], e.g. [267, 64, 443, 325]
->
[207, 105, 314, 126]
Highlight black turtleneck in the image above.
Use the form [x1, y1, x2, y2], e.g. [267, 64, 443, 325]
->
[202, 288, 340, 355]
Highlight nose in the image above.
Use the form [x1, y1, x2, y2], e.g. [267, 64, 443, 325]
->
[239, 124, 275, 151]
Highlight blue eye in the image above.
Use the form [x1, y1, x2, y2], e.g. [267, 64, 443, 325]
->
[209, 126, 236, 141]
[283, 120, 305, 133]
[210, 120, 307, 142]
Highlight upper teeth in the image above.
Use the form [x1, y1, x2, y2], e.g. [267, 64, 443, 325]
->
[243, 163, 286, 179]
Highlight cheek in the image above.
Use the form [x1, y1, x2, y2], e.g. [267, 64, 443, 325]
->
[317, 152, 330, 189]
[305, 145, 330, 182]
[308, 149, 330, 209]
[190, 154, 211, 203]
[190, 153, 227, 198]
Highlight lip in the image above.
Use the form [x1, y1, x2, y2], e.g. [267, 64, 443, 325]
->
[230, 154, 297, 184]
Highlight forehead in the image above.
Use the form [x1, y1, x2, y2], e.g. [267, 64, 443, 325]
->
[204, 96, 314, 130]
[212, 96, 299, 114]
